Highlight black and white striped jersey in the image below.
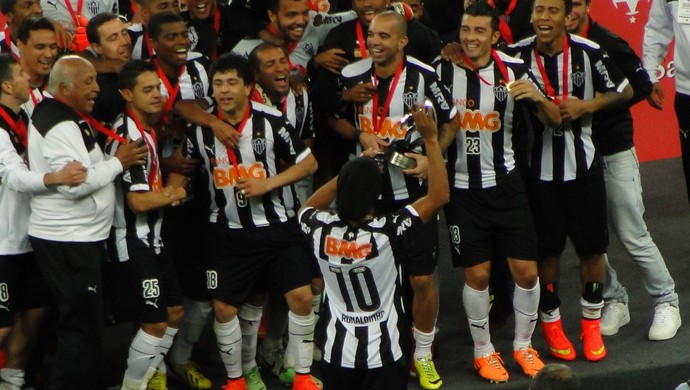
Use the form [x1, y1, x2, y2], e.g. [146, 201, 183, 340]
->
[156, 52, 211, 104]
[505, 34, 629, 182]
[182, 103, 312, 229]
[155, 52, 211, 157]
[251, 84, 315, 140]
[105, 113, 164, 261]
[128, 23, 153, 60]
[0, 27, 20, 60]
[298, 205, 422, 368]
[333, 56, 457, 202]
[437, 52, 535, 189]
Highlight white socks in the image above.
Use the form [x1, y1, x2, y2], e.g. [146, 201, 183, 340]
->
[239, 303, 263, 372]
[413, 327, 435, 360]
[122, 328, 161, 390]
[286, 311, 315, 374]
[214, 316, 243, 379]
[513, 281, 540, 351]
[581, 297, 604, 320]
[463, 284, 493, 358]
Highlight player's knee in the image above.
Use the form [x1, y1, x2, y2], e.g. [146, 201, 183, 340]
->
[512, 267, 539, 289]
[285, 286, 313, 315]
[142, 321, 168, 338]
[213, 299, 238, 323]
[409, 274, 435, 294]
[167, 305, 185, 326]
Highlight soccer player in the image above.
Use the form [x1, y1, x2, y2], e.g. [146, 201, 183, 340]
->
[0, 54, 86, 390]
[299, 104, 449, 390]
[16, 18, 58, 115]
[231, 0, 356, 75]
[436, 1, 560, 382]
[329, 10, 457, 389]
[145, 11, 215, 389]
[567, 0, 681, 340]
[26, 55, 147, 390]
[105, 60, 187, 390]
[0, 0, 43, 58]
[86, 12, 133, 124]
[504, 0, 632, 362]
[167, 53, 320, 390]
[128, 0, 181, 60]
[183, 0, 272, 59]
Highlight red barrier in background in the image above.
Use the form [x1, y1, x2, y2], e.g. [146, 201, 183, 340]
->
[590, 0, 679, 161]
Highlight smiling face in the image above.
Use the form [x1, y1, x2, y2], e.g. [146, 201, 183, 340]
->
[352, 0, 389, 27]
[460, 14, 499, 65]
[255, 46, 290, 100]
[565, 0, 589, 34]
[187, 0, 216, 20]
[152, 21, 190, 67]
[366, 14, 407, 66]
[17, 28, 58, 83]
[213, 69, 252, 116]
[268, 0, 310, 43]
[63, 61, 100, 114]
[92, 18, 132, 61]
[5, 0, 42, 31]
[532, 0, 568, 49]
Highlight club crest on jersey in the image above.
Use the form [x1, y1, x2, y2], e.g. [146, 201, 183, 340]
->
[193, 81, 205, 99]
[493, 85, 508, 102]
[303, 42, 315, 56]
[87, 1, 99, 15]
[252, 138, 266, 154]
[403, 91, 418, 109]
[212, 162, 267, 188]
[571, 71, 586, 88]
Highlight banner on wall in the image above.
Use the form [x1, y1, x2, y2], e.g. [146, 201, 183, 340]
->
[591, 0, 679, 161]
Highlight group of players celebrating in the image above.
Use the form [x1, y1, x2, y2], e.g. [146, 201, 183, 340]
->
[0, 0, 680, 389]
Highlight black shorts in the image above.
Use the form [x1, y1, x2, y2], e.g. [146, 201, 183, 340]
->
[0, 252, 51, 327]
[528, 171, 609, 257]
[320, 359, 408, 390]
[109, 241, 184, 324]
[376, 200, 438, 276]
[162, 199, 211, 302]
[205, 221, 313, 307]
[445, 171, 537, 267]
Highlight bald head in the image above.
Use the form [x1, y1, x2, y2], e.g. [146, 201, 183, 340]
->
[48, 56, 100, 114]
[47, 56, 93, 94]
[372, 10, 407, 37]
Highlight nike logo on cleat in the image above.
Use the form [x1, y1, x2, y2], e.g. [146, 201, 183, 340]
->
[589, 345, 606, 355]
[550, 347, 571, 356]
